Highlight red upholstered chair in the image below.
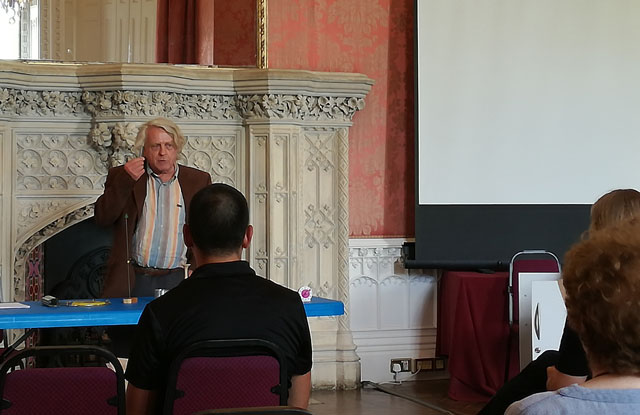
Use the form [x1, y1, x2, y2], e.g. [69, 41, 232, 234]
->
[164, 339, 288, 415]
[0, 345, 125, 414]
[507, 250, 562, 377]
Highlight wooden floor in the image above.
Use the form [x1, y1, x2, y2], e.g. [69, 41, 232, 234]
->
[309, 379, 484, 415]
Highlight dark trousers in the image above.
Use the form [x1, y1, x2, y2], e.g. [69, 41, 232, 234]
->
[132, 269, 184, 297]
[477, 350, 560, 415]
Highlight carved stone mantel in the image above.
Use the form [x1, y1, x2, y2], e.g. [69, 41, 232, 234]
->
[0, 61, 373, 389]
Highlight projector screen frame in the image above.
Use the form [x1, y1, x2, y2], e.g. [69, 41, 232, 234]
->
[409, 0, 603, 270]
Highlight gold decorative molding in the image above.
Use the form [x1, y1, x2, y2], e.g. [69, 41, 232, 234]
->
[257, 0, 268, 69]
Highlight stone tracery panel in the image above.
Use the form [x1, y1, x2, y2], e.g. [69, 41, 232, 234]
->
[300, 128, 340, 300]
[184, 134, 239, 186]
[17, 133, 107, 193]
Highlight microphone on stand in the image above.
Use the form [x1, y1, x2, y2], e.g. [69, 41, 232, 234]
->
[122, 213, 138, 304]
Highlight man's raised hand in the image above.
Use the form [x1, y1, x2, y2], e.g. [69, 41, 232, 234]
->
[124, 157, 146, 181]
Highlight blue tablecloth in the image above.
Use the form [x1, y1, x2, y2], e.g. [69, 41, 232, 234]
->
[0, 296, 344, 329]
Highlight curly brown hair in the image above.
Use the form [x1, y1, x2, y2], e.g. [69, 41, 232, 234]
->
[589, 189, 640, 233]
[563, 222, 640, 375]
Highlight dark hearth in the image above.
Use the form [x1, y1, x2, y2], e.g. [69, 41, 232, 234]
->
[44, 217, 112, 299]
[41, 217, 113, 356]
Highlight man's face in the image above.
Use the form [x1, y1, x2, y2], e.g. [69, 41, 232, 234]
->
[143, 126, 178, 176]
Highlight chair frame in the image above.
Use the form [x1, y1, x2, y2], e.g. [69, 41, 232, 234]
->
[164, 339, 288, 415]
[0, 345, 126, 414]
[508, 249, 561, 328]
[505, 250, 562, 378]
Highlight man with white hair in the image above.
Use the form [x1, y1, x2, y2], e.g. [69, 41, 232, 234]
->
[95, 117, 211, 298]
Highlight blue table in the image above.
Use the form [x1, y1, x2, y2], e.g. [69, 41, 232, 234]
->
[0, 296, 344, 329]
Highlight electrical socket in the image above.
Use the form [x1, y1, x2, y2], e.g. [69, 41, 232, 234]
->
[412, 358, 433, 372]
[390, 358, 412, 373]
[412, 357, 447, 372]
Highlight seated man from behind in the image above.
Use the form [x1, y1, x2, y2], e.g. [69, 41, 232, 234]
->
[125, 183, 312, 414]
[506, 221, 640, 414]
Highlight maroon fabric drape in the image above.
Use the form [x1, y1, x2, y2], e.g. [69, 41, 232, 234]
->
[156, 0, 214, 65]
[437, 271, 519, 402]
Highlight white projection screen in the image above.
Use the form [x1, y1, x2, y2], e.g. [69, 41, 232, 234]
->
[412, 0, 640, 269]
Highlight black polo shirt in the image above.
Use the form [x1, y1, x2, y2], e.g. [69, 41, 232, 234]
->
[125, 260, 312, 391]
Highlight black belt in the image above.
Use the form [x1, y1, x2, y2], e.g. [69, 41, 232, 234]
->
[132, 264, 182, 276]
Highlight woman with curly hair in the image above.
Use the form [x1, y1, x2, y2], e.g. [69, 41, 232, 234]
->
[480, 189, 640, 414]
[506, 220, 640, 414]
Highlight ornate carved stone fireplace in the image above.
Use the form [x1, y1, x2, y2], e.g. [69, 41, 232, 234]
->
[0, 61, 372, 388]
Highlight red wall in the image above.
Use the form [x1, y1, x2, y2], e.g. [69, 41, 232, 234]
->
[214, 0, 256, 66]
[268, 0, 415, 237]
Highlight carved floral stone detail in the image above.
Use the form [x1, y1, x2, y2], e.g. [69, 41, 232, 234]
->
[237, 94, 365, 122]
[1, 88, 367, 124]
[110, 122, 139, 166]
[16, 199, 83, 240]
[112, 122, 138, 149]
[0, 88, 85, 117]
[81, 90, 240, 119]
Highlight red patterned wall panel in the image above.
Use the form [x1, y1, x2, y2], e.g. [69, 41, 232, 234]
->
[214, 0, 257, 66]
[25, 246, 44, 348]
[26, 247, 44, 301]
[269, 0, 415, 237]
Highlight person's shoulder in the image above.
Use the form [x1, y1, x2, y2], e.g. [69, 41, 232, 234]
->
[255, 275, 302, 303]
[177, 164, 211, 187]
[144, 282, 192, 320]
[107, 164, 126, 174]
[505, 391, 558, 415]
[103, 164, 131, 184]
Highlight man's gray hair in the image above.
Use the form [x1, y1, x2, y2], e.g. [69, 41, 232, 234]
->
[133, 117, 186, 155]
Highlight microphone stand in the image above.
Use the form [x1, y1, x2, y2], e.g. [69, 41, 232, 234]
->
[122, 213, 138, 304]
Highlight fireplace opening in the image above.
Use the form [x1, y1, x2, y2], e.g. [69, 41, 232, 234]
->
[40, 216, 113, 353]
[44, 217, 112, 299]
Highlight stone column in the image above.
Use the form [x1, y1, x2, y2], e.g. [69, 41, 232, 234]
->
[236, 90, 368, 388]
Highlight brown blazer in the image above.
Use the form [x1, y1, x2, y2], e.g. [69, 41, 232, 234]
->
[95, 164, 211, 298]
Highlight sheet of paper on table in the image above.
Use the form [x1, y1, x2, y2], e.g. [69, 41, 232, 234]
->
[0, 302, 30, 309]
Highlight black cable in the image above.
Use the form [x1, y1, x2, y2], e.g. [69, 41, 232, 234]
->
[361, 380, 463, 415]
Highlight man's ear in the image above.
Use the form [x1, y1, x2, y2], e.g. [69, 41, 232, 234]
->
[183, 224, 194, 247]
[242, 225, 253, 249]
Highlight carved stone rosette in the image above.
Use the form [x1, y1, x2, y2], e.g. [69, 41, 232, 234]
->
[0, 62, 372, 389]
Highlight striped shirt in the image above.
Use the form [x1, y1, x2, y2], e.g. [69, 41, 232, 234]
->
[132, 165, 187, 269]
